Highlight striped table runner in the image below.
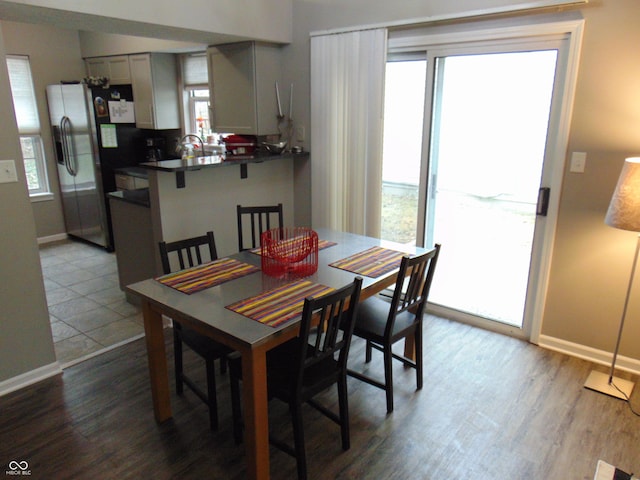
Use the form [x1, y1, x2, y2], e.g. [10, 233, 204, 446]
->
[156, 258, 260, 294]
[226, 280, 334, 327]
[250, 238, 337, 256]
[329, 246, 406, 278]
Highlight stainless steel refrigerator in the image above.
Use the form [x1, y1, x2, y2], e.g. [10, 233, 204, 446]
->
[47, 83, 109, 249]
[46, 83, 145, 251]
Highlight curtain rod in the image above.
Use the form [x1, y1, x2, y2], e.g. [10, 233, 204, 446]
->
[309, 0, 588, 37]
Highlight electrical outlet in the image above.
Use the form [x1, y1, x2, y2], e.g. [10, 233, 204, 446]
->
[0, 160, 18, 184]
[296, 126, 305, 143]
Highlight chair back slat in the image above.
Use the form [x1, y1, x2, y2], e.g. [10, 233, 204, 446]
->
[385, 245, 441, 338]
[308, 299, 343, 363]
[295, 278, 363, 393]
[400, 258, 428, 311]
[158, 231, 218, 275]
[237, 204, 284, 251]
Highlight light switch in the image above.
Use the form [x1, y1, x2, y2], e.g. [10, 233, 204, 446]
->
[570, 151, 586, 173]
[0, 160, 18, 184]
[296, 126, 305, 143]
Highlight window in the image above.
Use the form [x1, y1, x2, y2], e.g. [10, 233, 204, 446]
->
[6, 55, 50, 198]
[189, 87, 211, 138]
[182, 53, 212, 140]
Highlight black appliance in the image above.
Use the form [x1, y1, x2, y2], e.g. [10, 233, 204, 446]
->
[143, 136, 166, 161]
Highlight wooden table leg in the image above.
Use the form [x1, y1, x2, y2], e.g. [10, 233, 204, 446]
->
[241, 345, 270, 480]
[404, 334, 415, 360]
[142, 300, 172, 423]
[404, 304, 421, 360]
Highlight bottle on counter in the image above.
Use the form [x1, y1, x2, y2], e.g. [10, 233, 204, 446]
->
[182, 143, 194, 160]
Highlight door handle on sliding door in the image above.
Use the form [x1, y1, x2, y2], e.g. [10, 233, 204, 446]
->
[536, 187, 550, 216]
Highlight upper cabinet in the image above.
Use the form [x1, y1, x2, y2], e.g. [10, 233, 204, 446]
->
[85, 53, 180, 130]
[129, 53, 180, 130]
[85, 55, 131, 85]
[208, 42, 282, 136]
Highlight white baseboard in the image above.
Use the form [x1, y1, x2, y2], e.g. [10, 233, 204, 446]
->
[0, 362, 62, 397]
[538, 334, 640, 376]
[37, 233, 68, 245]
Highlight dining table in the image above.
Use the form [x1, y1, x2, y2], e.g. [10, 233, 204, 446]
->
[126, 228, 427, 480]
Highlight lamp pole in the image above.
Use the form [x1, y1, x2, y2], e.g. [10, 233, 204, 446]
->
[608, 234, 640, 384]
[584, 157, 639, 400]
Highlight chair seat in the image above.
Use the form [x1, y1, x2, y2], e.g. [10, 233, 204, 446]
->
[179, 326, 232, 357]
[266, 339, 340, 400]
[353, 295, 419, 343]
[229, 339, 340, 399]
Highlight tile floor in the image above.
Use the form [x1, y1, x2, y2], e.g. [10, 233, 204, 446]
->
[39, 238, 145, 367]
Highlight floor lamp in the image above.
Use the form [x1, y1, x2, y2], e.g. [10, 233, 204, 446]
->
[584, 157, 640, 400]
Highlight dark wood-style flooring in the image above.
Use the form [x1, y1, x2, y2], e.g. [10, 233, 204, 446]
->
[1, 315, 638, 479]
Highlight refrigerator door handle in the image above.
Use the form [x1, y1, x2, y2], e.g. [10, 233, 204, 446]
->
[60, 116, 76, 176]
[60, 117, 70, 174]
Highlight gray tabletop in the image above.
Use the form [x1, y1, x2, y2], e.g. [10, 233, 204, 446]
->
[126, 228, 423, 348]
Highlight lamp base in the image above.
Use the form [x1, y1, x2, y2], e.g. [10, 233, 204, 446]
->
[584, 370, 635, 400]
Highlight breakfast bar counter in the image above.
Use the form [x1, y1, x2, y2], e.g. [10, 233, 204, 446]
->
[135, 150, 308, 276]
[140, 151, 308, 187]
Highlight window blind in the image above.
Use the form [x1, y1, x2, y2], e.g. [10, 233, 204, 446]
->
[310, 29, 387, 236]
[183, 53, 208, 86]
[6, 55, 40, 135]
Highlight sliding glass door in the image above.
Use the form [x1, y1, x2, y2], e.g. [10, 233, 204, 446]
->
[426, 50, 557, 327]
[381, 25, 580, 337]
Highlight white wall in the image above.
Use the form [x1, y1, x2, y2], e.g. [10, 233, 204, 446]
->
[150, 159, 296, 261]
[1, 20, 85, 238]
[79, 32, 204, 58]
[0, 0, 292, 45]
[0, 22, 57, 385]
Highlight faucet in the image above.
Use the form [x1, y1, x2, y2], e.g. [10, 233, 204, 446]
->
[179, 134, 205, 158]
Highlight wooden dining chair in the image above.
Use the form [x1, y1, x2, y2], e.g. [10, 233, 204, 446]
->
[228, 277, 363, 480]
[236, 203, 284, 251]
[347, 244, 440, 413]
[158, 231, 232, 430]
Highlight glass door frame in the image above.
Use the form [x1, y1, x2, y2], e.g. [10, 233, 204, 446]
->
[388, 16, 585, 342]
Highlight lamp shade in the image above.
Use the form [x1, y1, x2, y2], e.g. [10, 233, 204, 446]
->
[605, 157, 640, 232]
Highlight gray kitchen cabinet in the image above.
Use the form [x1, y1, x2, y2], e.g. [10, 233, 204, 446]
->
[109, 193, 156, 302]
[129, 53, 180, 130]
[115, 172, 149, 190]
[85, 55, 131, 84]
[207, 42, 282, 136]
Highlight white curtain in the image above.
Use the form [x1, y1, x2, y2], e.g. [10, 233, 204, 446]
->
[310, 28, 387, 236]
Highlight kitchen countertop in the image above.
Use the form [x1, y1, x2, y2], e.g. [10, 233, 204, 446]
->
[108, 188, 150, 208]
[139, 151, 309, 188]
[139, 151, 308, 172]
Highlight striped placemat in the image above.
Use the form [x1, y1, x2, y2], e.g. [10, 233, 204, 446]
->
[329, 246, 406, 278]
[156, 258, 260, 294]
[226, 280, 334, 327]
[250, 238, 337, 255]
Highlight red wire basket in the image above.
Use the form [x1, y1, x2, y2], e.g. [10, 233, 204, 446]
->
[260, 227, 319, 278]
